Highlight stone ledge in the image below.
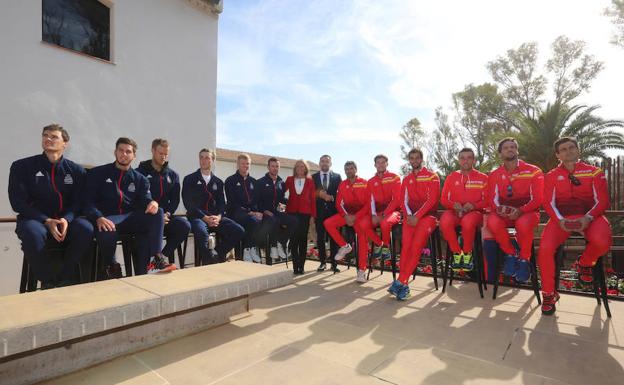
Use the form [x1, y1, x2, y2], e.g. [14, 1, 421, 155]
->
[0, 262, 291, 360]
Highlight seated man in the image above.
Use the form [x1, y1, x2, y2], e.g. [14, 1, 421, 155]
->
[487, 137, 543, 283]
[255, 157, 297, 261]
[354, 154, 401, 265]
[225, 153, 262, 262]
[85, 137, 175, 277]
[324, 161, 369, 282]
[137, 138, 190, 267]
[8, 124, 93, 288]
[388, 148, 440, 300]
[538, 137, 611, 315]
[183, 149, 245, 264]
[439, 147, 488, 272]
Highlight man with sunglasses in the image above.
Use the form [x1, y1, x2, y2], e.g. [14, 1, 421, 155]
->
[537, 137, 611, 315]
[487, 137, 544, 283]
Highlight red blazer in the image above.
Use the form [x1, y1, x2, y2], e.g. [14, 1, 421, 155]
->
[285, 176, 317, 217]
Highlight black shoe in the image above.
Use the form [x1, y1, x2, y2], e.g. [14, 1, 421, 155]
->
[317, 263, 327, 272]
[106, 263, 123, 279]
[331, 266, 341, 273]
[41, 281, 56, 290]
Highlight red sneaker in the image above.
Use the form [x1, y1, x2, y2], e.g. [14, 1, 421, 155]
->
[575, 257, 594, 284]
[147, 254, 177, 274]
[541, 291, 560, 315]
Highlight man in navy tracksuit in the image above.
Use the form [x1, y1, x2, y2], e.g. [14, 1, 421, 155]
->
[84, 137, 175, 277]
[255, 157, 297, 263]
[224, 153, 263, 262]
[8, 124, 94, 288]
[137, 139, 190, 266]
[182, 149, 244, 264]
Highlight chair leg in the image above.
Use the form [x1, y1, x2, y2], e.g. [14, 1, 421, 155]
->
[493, 250, 501, 300]
[390, 230, 397, 281]
[442, 244, 451, 293]
[366, 240, 372, 280]
[431, 231, 440, 290]
[530, 247, 541, 305]
[121, 238, 134, 277]
[596, 258, 612, 318]
[19, 256, 29, 293]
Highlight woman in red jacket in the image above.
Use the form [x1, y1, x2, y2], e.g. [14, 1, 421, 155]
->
[285, 160, 316, 274]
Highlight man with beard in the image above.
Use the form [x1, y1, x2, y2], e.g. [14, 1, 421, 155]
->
[388, 148, 439, 301]
[137, 139, 190, 267]
[85, 137, 175, 276]
[486, 137, 544, 283]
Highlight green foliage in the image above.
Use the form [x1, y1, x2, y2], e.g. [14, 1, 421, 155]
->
[605, 0, 624, 47]
[399, 118, 426, 176]
[428, 107, 459, 177]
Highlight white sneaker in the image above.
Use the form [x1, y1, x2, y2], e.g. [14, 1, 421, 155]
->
[334, 244, 353, 261]
[250, 248, 261, 263]
[243, 248, 252, 262]
[277, 243, 288, 259]
[270, 247, 279, 260]
[356, 269, 367, 283]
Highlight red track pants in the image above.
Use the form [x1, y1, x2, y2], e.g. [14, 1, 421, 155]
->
[439, 210, 483, 254]
[354, 211, 401, 270]
[397, 215, 437, 284]
[486, 211, 539, 261]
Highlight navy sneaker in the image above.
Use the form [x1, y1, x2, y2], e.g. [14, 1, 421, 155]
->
[462, 251, 474, 271]
[380, 246, 391, 261]
[396, 283, 411, 301]
[515, 258, 531, 283]
[503, 254, 517, 277]
[387, 280, 402, 296]
[451, 252, 463, 272]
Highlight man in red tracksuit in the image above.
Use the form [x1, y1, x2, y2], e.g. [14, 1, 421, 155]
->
[440, 148, 488, 272]
[538, 137, 611, 315]
[324, 161, 369, 283]
[487, 137, 544, 283]
[354, 154, 401, 267]
[388, 148, 440, 301]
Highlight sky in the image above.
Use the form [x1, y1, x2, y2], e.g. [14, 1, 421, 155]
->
[216, 0, 624, 178]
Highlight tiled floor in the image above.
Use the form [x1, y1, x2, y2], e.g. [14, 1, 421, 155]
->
[41, 267, 624, 385]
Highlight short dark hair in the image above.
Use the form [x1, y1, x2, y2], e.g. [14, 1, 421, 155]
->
[344, 161, 357, 170]
[267, 157, 279, 166]
[554, 137, 579, 153]
[199, 148, 216, 160]
[458, 147, 475, 156]
[151, 138, 169, 149]
[374, 154, 388, 163]
[116, 137, 137, 153]
[497, 137, 518, 153]
[319, 154, 332, 161]
[42, 124, 69, 142]
[408, 148, 423, 158]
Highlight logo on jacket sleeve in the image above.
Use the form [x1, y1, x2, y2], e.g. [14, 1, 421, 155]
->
[64, 174, 73, 184]
[128, 183, 136, 193]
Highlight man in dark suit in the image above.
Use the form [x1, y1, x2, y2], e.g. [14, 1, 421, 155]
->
[312, 154, 342, 272]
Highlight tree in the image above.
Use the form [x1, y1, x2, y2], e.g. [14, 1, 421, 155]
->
[486, 36, 603, 121]
[547, 36, 603, 105]
[605, 0, 624, 48]
[428, 107, 459, 177]
[512, 103, 624, 171]
[486, 42, 546, 121]
[452, 83, 511, 170]
[399, 118, 426, 175]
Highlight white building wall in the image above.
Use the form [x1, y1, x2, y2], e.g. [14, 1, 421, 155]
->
[0, 0, 219, 296]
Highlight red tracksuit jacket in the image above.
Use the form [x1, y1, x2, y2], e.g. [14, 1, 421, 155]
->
[335, 177, 369, 219]
[543, 161, 610, 220]
[368, 171, 401, 216]
[441, 169, 488, 210]
[488, 160, 544, 213]
[401, 167, 440, 218]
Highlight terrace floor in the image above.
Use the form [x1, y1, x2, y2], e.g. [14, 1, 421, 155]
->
[41, 265, 624, 385]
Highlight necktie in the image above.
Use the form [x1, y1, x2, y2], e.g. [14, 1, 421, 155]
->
[322, 173, 328, 190]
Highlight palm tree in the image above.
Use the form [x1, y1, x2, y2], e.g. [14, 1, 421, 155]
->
[512, 103, 624, 171]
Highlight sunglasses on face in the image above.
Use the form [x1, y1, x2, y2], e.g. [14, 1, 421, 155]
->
[506, 184, 513, 197]
[568, 174, 581, 186]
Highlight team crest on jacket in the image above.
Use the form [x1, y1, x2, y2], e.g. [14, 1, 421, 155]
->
[167, 176, 172, 183]
[265, 183, 270, 187]
[35, 171, 44, 177]
[250, 184, 254, 190]
[147, 175, 152, 178]
[502, 175, 506, 180]
[64, 174, 73, 184]
[197, 180, 202, 185]
[454, 181, 459, 185]
[236, 182, 241, 186]
[128, 183, 136, 193]
[375, 182, 379, 186]
[212, 183, 218, 191]
[557, 175, 565, 181]
[105, 178, 113, 183]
